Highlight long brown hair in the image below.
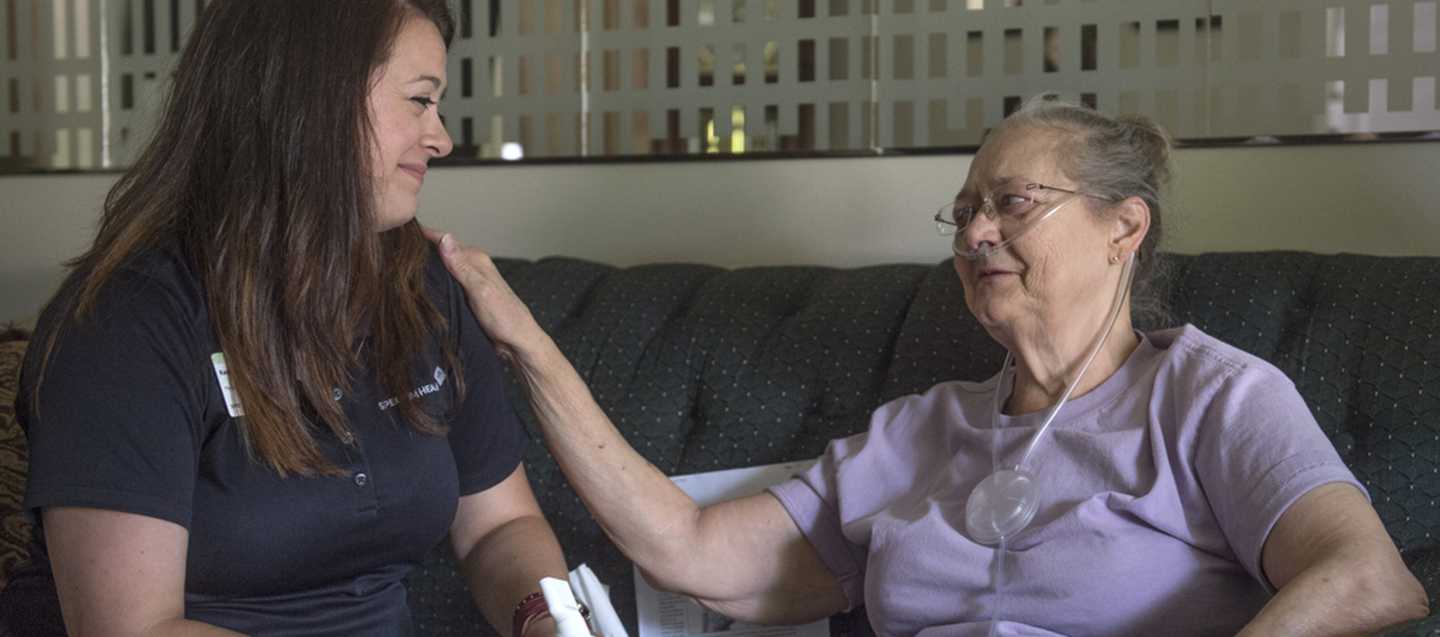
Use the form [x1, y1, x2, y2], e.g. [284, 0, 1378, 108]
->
[37, 0, 463, 476]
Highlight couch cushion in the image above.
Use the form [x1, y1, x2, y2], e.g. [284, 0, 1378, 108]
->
[0, 333, 30, 592]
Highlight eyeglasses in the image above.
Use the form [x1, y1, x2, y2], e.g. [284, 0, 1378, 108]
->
[933, 183, 1114, 236]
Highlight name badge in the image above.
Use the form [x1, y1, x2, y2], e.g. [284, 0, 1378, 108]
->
[210, 352, 245, 417]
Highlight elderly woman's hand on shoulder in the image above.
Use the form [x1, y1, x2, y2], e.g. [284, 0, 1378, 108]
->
[425, 228, 552, 364]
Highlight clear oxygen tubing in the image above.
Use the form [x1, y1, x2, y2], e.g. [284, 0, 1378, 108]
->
[964, 253, 1135, 546]
[953, 196, 1085, 262]
[975, 253, 1135, 637]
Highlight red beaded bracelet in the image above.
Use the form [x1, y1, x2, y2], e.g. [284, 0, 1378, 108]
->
[513, 591, 550, 637]
[512, 590, 594, 636]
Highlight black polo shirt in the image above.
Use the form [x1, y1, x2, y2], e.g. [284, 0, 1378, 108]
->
[15, 244, 526, 635]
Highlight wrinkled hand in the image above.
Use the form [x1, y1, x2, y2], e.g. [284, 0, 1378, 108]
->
[423, 227, 551, 363]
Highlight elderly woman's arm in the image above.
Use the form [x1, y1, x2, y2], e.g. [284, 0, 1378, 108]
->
[427, 232, 849, 624]
[1238, 483, 1429, 636]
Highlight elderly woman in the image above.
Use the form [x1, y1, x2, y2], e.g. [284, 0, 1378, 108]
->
[428, 101, 1427, 634]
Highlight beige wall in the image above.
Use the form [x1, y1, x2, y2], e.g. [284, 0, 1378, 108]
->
[3, 142, 1438, 324]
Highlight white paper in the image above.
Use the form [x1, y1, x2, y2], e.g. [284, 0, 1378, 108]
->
[635, 460, 829, 637]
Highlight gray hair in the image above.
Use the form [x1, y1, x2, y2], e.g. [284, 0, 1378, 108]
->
[994, 95, 1175, 325]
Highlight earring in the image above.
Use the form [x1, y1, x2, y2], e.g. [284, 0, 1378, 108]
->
[1109, 255, 1119, 264]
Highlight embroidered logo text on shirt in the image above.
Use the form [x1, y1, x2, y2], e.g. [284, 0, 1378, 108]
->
[377, 366, 448, 411]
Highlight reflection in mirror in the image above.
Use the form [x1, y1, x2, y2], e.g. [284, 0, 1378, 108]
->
[894, 35, 914, 80]
[928, 33, 946, 78]
[763, 41, 779, 83]
[829, 102, 849, 150]
[730, 106, 746, 153]
[543, 0, 563, 34]
[1371, 4, 1389, 55]
[665, 46, 680, 88]
[830, 37, 850, 80]
[603, 49, 621, 91]
[1419, 2, 1438, 52]
[1156, 20, 1179, 68]
[1119, 21, 1140, 69]
[1279, 11, 1301, 60]
[1042, 27, 1058, 73]
[732, 44, 747, 85]
[1327, 8, 1346, 58]
[1196, 15, 1222, 63]
[799, 39, 816, 82]
[894, 100, 914, 146]
[630, 111, 650, 154]
[1238, 12, 1262, 62]
[631, 49, 648, 90]
[698, 107, 715, 153]
[861, 35, 877, 80]
[1080, 24, 1096, 70]
[698, 45, 715, 87]
[1003, 28, 1022, 75]
[632, 0, 648, 28]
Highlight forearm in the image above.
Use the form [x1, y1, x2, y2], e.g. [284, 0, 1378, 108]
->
[458, 514, 570, 636]
[1238, 554, 1428, 636]
[66, 617, 246, 637]
[510, 338, 708, 583]
[427, 238, 801, 604]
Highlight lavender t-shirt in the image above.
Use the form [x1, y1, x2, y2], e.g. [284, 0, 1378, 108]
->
[769, 325, 1364, 636]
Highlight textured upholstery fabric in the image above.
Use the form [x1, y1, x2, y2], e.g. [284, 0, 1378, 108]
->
[2, 253, 1436, 635]
[403, 252, 1440, 635]
[0, 331, 30, 592]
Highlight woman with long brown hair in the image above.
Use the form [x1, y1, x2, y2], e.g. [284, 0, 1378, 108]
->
[3, 1, 571, 635]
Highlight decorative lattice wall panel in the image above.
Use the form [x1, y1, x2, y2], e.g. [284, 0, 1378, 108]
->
[1, 0, 1437, 168]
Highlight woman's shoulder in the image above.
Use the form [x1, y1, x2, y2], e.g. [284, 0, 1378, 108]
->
[33, 246, 210, 360]
[419, 242, 461, 310]
[1146, 324, 1296, 394]
[54, 246, 204, 318]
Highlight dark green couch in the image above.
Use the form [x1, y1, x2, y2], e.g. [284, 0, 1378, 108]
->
[3, 252, 1436, 634]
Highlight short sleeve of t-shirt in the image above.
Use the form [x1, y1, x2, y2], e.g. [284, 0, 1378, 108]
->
[1190, 358, 1365, 591]
[769, 396, 934, 610]
[436, 255, 528, 496]
[21, 265, 210, 529]
[768, 440, 868, 609]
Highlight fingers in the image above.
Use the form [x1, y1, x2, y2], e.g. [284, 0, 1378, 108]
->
[429, 234, 501, 292]
[426, 230, 479, 264]
[416, 229, 506, 295]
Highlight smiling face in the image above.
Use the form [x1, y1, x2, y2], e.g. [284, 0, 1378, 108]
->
[368, 13, 454, 232]
[952, 125, 1117, 343]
